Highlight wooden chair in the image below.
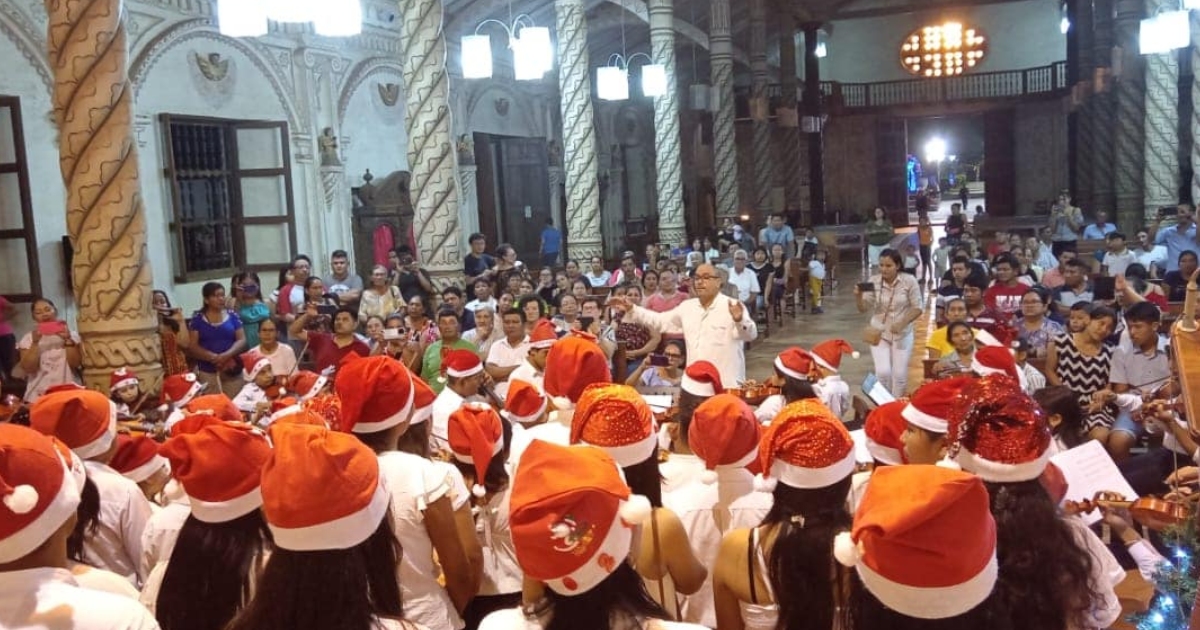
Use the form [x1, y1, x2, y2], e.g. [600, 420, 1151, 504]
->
[612, 340, 627, 382]
[849, 395, 874, 431]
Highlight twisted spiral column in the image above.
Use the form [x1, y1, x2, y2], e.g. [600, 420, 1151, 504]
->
[1091, 0, 1116, 214]
[749, 0, 774, 223]
[556, 0, 603, 260]
[1192, 11, 1200, 204]
[399, 0, 462, 287]
[1113, 0, 1145, 232]
[1074, 0, 1094, 207]
[710, 0, 740, 222]
[650, 0, 686, 247]
[46, 0, 161, 390]
[777, 13, 803, 217]
[1142, 0, 1179, 222]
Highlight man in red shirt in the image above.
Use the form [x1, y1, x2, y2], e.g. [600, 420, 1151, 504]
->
[288, 305, 370, 375]
[983, 253, 1027, 316]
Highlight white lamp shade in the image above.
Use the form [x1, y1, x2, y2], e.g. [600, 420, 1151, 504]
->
[641, 64, 667, 97]
[815, 42, 827, 58]
[518, 26, 554, 75]
[462, 35, 494, 79]
[597, 66, 630, 101]
[1158, 11, 1190, 52]
[218, 0, 268, 37]
[513, 34, 546, 81]
[1186, 0, 1200, 10]
[314, 0, 363, 36]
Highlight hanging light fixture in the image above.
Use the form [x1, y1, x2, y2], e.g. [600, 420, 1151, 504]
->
[641, 63, 668, 97]
[596, 53, 666, 100]
[1139, 10, 1189, 54]
[218, 0, 268, 37]
[461, 4, 554, 81]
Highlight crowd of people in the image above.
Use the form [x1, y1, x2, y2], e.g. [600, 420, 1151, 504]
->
[0, 203, 1198, 630]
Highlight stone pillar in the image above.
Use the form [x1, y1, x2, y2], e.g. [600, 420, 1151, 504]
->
[399, 0, 462, 285]
[1143, 0, 1179, 222]
[1191, 11, 1200, 203]
[649, 0, 687, 248]
[1113, 0, 1145, 233]
[748, 0, 774, 226]
[46, 0, 161, 390]
[549, 165, 564, 239]
[777, 12, 804, 221]
[802, 23, 825, 226]
[1074, 0, 1094, 208]
[556, 0, 604, 260]
[710, 0, 740, 222]
[459, 164, 480, 240]
[1091, 0, 1117, 215]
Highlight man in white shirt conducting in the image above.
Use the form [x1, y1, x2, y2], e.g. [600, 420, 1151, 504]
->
[608, 263, 757, 386]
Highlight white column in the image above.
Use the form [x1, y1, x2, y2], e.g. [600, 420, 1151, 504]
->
[556, 0, 604, 259]
[1143, 0, 1179, 222]
[710, 0, 740, 222]
[649, 0, 686, 247]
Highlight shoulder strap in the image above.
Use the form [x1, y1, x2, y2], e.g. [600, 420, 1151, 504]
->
[747, 527, 759, 605]
[649, 509, 677, 619]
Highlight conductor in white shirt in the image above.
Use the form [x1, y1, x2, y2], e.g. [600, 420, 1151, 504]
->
[608, 264, 757, 385]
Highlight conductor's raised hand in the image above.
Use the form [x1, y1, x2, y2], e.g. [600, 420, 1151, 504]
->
[729, 299, 745, 322]
[606, 296, 634, 314]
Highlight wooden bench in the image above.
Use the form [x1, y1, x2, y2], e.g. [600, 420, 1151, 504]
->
[972, 215, 1049, 240]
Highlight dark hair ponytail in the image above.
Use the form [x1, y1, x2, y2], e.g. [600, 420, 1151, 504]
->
[545, 562, 668, 630]
[67, 476, 100, 563]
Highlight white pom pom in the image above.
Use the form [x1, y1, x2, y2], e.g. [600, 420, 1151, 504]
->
[472, 484, 487, 498]
[851, 351, 861, 359]
[550, 396, 573, 411]
[753, 474, 777, 493]
[700, 469, 719, 485]
[618, 494, 653, 525]
[936, 457, 962, 471]
[833, 531, 860, 567]
[3, 484, 39, 515]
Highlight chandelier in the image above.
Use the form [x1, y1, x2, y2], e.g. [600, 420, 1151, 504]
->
[461, 13, 554, 81]
[597, 53, 666, 101]
[217, 0, 364, 38]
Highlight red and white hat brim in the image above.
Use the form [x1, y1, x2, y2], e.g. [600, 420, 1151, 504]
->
[811, 354, 838, 373]
[269, 473, 390, 551]
[769, 449, 856, 489]
[901, 402, 948, 434]
[351, 383, 416, 434]
[681, 373, 716, 397]
[110, 376, 139, 393]
[503, 398, 549, 426]
[707, 447, 757, 472]
[191, 486, 264, 523]
[299, 376, 328, 401]
[865, 440, 904, 466]
[954, 447, 1050, 483]
[72, 401, 119, 460]
[582, 431, 658, 469]
[0, 459, 81, 563]
[447, 364, 483, 379]
[774, 356, 810, 381]
[176, 381, 204, 407]
[530, 339, 557, 349]
[857, 552, 998, 620]
[410, 404, 433, 426]
[121, 455, 168, 484]
[244, 358, 271, 382]
[265, 404, 304, 427]
[543, 500, 635, 595]
[452, 436, 505, 464]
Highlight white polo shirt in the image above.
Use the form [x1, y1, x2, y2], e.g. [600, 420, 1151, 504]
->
[485, 336, 530, 400]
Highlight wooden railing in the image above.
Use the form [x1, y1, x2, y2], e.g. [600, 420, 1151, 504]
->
[734, 61, 1068, 117]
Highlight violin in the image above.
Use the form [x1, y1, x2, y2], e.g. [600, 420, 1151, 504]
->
[1063, 490, 1191, 532]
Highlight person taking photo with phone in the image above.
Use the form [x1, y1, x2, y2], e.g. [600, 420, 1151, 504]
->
[16, 298, 82, 402]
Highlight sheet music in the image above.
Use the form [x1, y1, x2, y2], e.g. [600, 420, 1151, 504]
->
[641, 394, 674, 413]
[1049, 441, 1138, 525]
[849, 429, 873, 463]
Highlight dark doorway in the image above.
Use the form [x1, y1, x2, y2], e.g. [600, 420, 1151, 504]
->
[904, 114, 989, 221]
[473, 133, 553, 261]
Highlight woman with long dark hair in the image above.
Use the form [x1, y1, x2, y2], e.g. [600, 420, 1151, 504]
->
[226, 423, 420, 630]
[186, 281, 247, 399]
[713, 400, 857, 630]
[855, 248, 923, 397]
[478, 440, 708, 630]
[950, 375, 1120, 630]
[660, 360, 724, 493]
[144, 423, 274, 630]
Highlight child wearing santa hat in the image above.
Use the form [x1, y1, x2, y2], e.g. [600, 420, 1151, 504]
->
[109, 368, 145, 422]
[898, 376, 974, 465]
[506, 319, 557, 395]
[754, 348, 819, 424]
[159, 372, 206, 431]
[659, 360, 725, 493]
[947, 375, 1122, 630]
[232, 351, 277, 422]
[478, 440, 707, 630]
[109, 435, 170, 505]
[0, 425, 159, 627]
[848, 398, 909, 511]
[430, 348, 489, 455]
[809, 339, 859, 420]
[712, 399, 857, 630]
[663, 394, 773, 628]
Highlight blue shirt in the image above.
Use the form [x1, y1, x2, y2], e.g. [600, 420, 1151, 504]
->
[1155, 222, 1199, 272]
[189, 310, 243, 372]
[541, 226, 562, 254]
[1082, 223, 1117, 240]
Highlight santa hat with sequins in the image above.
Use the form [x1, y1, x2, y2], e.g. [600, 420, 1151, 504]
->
[529, 318, 559, 350]
[161, 373, 204, 407]
[241, 352, 271, 382]
[571, 383, 658, 468]
[544, 332, 611, 409]
[503, 379, 548, 426]
[774, 348, 817, 381]
[336, 356, 415, 435]
[901, 376, 974, 434]
[110, 435, 169, 484]
[948, 375, 1052, 483]
[29, 388, 118, 460]
[288, 370, 328, 401]
[864, 400, 909, 466]
[756, 399, 857, 492]
[160, 423, 272, 523]
[689, 394, 761, 484]
[509, 440, 652, 595]
[109, 368, 139, 393]
[811, 339, 860, 373]
[409, 375, 437, 426]
[681, 361, 724, 397]
[834, 465, 998, 620]
[0, 425, 83, 563]
[262, 423, 390, 551]
[448, 402, 506, 498]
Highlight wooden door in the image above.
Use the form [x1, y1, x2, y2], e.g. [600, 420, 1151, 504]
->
[498, 137, 551, 261]
[984, 109, 1016, 217]
[876, 118, 909, 226]
[474, 132, 500, 246]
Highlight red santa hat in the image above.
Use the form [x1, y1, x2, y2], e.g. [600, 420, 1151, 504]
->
[529, 319, 559, 349]
[160, 423, 272, 523]
[241, 352, 271, 382]
[834, 465, 998, 620]
[688, 394, 761, 484]
[864, 400, 909, 466]
[447, 402, 505, 498]
[109, 368, 139, 393]
[571, 384, 657, 468]
[29, 388, 118, 460]
[508, 440, 652, 595]
[109, 435, 168, 484]
[335, 356, 415, 435]
[949, 375, 1052, 483]
[0, 425, 83, 563]
[269, 407, 329, 428]
[774, 348, 816, 381]
[757, 400, 856, 491]
[503, 379, 548, 426]
[409, 375, 437, 426]
[901, 376, 974, 434]
[169, 413, 227, 438]
[262, 424, 390, 551]
[442, 349, 483, 379]
[181, 394, 244, 424]
[810, 339, 860, 372]
[161, 373, 204, 407]
[544, 333, 611, 408]
[288, 371, 327, 401]
[681, 361, 723, 397]
[971, 346, 1018, 381]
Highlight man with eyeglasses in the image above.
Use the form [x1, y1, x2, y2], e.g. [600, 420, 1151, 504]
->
[608, 263, 757, 385]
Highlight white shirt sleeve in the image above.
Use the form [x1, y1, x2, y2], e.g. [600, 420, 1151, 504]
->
[1127, 539, 1169, 582]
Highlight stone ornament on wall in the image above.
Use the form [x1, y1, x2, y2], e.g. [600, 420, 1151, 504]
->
[195, 52, 229, 80]
[378, 82, 400, 106]
[494, 97, 510, 116]
[188, 49, 236, 110]
[457, 134, 475, 165]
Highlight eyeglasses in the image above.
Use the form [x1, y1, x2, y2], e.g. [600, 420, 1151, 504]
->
[664, 353, 683, 359]
[694, 275, 721, 282]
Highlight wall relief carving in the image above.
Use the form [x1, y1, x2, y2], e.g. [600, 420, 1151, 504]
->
[378, 82, 400, 106]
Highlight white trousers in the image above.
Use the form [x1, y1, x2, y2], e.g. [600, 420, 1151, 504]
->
[870, 330, 914, 397]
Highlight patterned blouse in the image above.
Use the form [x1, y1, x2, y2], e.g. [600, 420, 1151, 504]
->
[1053, 332, 1114, 431]
[1017, 317, 1064, 358]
